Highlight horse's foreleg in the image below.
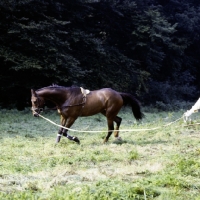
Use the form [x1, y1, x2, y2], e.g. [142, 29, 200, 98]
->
[62, 118, 80, 144]
[104, 119, 114, 143]
[56, 130, 62, 143]
[56, 115, 66, 143]
[63, 132, 80, 144]
[113, 116, 122, 138]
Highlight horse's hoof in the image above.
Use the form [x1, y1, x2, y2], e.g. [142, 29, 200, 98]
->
[116, 136, 122, 141]
[73, 137, 80, 144]
[103, 139, 108, 144]
[56, 135, 62, 143]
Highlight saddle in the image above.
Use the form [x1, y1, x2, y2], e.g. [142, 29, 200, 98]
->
[80, 87, 90, 97]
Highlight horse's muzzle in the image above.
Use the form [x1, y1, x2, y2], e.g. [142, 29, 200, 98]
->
[32, 108, 43, 117]
[33, 112, 39, 117]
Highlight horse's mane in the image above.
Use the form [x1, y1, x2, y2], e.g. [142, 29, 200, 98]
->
[36, 84, 82, 101]
[36, 84, 65, 91]
[36, 84, 78, 91]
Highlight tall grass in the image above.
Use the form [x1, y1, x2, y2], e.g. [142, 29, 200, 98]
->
[0, 106, 200, 199]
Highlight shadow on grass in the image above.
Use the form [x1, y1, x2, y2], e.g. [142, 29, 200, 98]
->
[112, 138, 168, 145]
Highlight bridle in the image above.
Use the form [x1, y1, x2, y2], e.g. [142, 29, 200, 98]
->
[31, 94, 44, 116]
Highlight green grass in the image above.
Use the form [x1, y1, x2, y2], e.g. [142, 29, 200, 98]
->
[0, 107, 200, 199]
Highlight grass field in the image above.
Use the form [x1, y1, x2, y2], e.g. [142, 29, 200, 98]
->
[0, 106, 200, 199]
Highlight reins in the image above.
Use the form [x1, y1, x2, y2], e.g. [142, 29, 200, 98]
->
[62, 87, 87, 108]
[62, 96, 86, 108]
[34, 111, 188, 133]
[39, 97, 86, 112]
[33, 88, 87, 114]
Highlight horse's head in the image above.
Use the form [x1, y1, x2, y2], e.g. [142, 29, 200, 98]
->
[31, 89, 45, 117]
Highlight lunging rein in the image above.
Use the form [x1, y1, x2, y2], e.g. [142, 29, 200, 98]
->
[31, 85, 198, 144]
[32, 110, 184, 133]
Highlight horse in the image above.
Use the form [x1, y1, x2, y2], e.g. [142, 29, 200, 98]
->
[31, 85, 144, 144]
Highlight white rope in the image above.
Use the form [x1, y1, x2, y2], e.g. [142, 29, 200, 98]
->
[36, 113, 184, 133]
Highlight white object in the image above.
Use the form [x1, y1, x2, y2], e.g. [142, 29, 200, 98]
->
[80, 87, 90, 96]
[184, 97, 200, 122]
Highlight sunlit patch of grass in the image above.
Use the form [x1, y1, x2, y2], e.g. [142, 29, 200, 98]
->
[170, 155, 200, 177]
[48, 179, 161, 200]
[128, 149, 139, 160]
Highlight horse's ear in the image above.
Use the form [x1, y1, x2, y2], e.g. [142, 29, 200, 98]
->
[31, 89, 36, 96]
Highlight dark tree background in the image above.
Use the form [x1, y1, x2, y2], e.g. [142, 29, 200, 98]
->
[0, 0, 199, 110]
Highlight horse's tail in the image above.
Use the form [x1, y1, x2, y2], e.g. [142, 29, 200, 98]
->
[120, 93, 144, 121]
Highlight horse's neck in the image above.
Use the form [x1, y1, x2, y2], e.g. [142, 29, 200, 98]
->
[38, 88, 68, 103]
[37, 87, 81, 106]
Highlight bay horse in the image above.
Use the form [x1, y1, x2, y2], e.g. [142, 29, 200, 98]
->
[31, 85, 144, 144]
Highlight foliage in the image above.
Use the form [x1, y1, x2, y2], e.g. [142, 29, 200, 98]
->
[0, 0, 200, 109]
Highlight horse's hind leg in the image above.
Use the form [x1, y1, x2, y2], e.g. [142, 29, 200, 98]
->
[113, 116, 122, 138]
[101, 110, 122, 139]
[100, 110, 113, 143]
[103, 118, 114, 143]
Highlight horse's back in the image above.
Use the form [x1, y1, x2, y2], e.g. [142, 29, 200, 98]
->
[82, 88, 123, 116]
[92, 88, 122, 101]
[100, 87, 123, 105]
[95, 88, 119, 94]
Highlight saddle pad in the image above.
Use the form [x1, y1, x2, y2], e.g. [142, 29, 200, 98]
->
[80, 87, 90, 97]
